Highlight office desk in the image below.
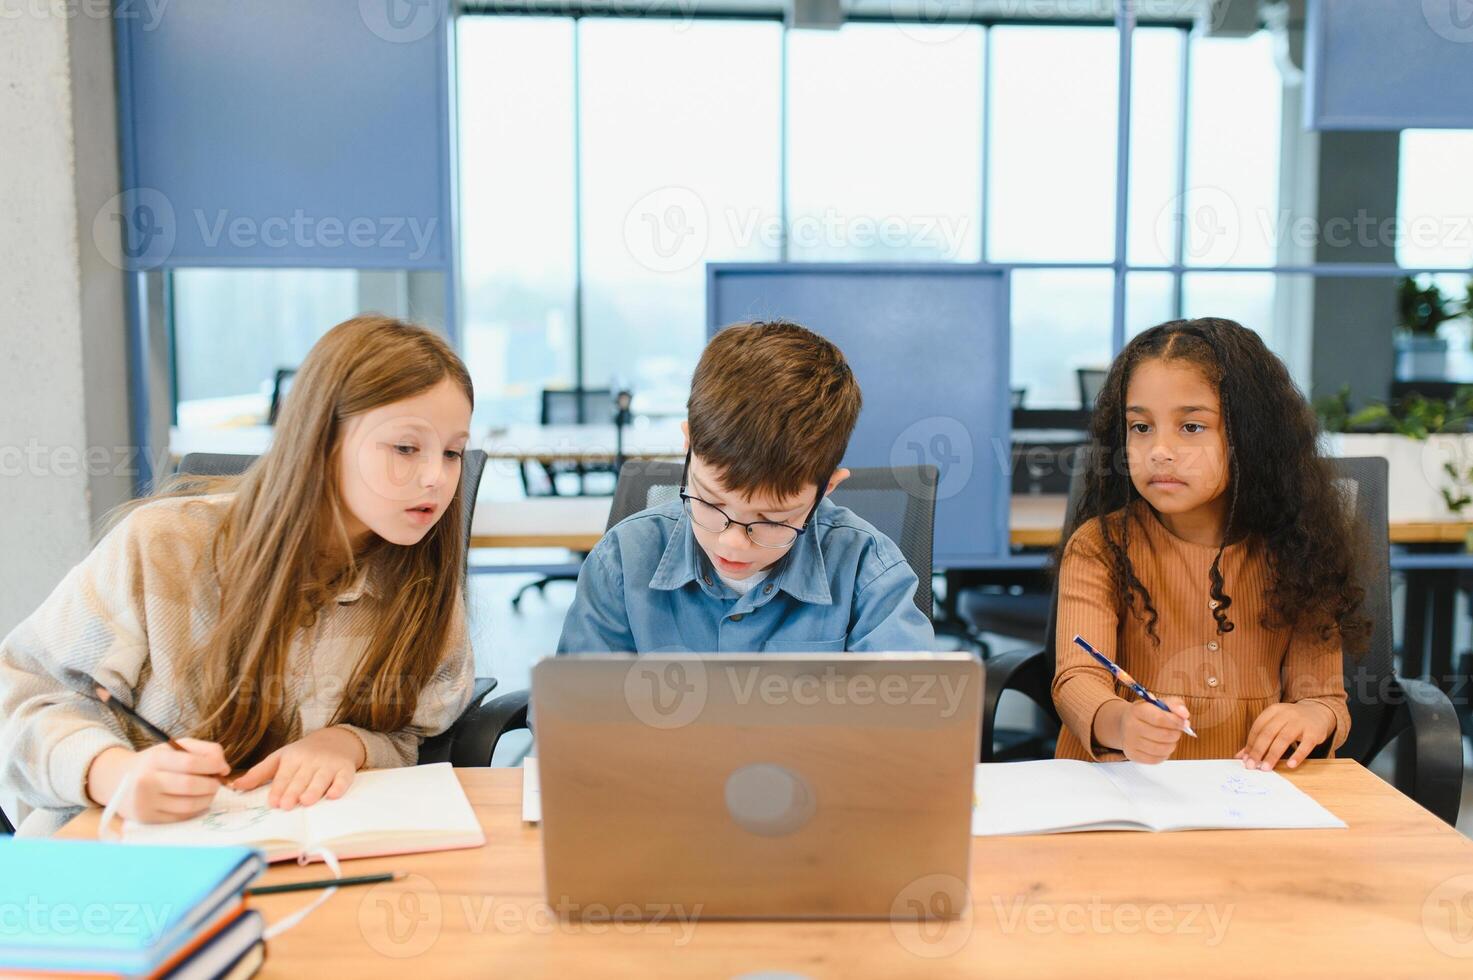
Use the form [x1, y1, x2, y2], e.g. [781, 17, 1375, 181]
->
[58, 762, 1473, 977]
[483, 421, 687, 464]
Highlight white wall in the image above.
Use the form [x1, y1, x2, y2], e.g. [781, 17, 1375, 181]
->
[0, 4, 131, 637]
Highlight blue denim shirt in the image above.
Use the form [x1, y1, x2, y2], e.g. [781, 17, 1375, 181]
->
[555, 498, 935, 654]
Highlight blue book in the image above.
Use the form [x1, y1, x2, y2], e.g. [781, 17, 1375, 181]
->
[0, 838, 265, 976]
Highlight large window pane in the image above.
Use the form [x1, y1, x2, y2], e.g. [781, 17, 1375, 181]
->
[1126, 28, 1184, 267]
[1181, 33, 1282, 268]
[171, 268, 358, 426]
[987, 26, 1117, 262]
[1182, 271, 1277, 347]
[1398, 130, 1473, 270]
[787, 24, 982, 262]
[578, 19, 782, 416]
[458, 17, 577, 428]
[1011, 269, 1114, 409]
[1126, 271, 1176, 339]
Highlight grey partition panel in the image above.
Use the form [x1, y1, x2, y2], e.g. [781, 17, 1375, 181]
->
[707, 263, 1010, 569]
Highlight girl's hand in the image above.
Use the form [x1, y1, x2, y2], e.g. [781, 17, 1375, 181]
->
[1102, 696, 1192, 765]
[1236, 702, 1334, 771]
[86, 740, 229, 823]
[232, 727, 367, 810]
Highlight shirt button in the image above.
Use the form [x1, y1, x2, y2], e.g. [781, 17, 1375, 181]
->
[763, 584, 773, 595]
[703, 576, 713, 586]
[1207, 676, 1220, 687]
[1207, 641, 1219, 651]
[1209, 600, 1220, 609]
[731, 613, 744, 622]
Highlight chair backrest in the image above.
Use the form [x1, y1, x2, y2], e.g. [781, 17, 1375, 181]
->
[606, 459, 937, 619]
[175, 449, 489, 562]
[542, 387, 613, 426]
[1076, 367, 1109, 410]
[1041, 453, 1396, 761]
[267, 367, 298, 425]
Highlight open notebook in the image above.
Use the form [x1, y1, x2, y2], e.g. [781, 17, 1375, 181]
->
[122, 762, 486, 863]
[972, 759, 1346, 836]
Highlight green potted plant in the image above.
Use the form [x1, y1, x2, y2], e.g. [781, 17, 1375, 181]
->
[1395, 275, 1460, 379]
[1319, 384, 1473, 521]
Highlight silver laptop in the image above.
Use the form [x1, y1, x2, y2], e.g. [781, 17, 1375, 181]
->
[533, 652, 981, 920]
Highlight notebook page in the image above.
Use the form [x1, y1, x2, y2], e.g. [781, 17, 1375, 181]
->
[1096, 760, 1347, 831]
[123, 784, 307, 850]
[522, 757, 540, 824]
[301, 763, 482, 845]
[972, 760, 1141, 835]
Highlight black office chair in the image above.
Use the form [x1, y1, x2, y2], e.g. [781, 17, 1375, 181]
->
[267, 367, 297, 425]
[1076, 367, 1109, 410]
[448, 459, 942, 762]
[174, 450, 497, 764]
[510, 387, 620, 611]
[979, 455, 1465, 826]
[519, 387, 616, 498]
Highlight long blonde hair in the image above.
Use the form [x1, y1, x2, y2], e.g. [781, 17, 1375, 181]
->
[132, 315, 473, 763]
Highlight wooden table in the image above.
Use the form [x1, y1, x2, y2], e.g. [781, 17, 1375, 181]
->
[57, 762, 1473, 977]
[483, 421, 687, 464]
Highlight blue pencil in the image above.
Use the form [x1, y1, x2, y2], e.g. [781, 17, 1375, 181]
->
[1072, 635, 1197, 738]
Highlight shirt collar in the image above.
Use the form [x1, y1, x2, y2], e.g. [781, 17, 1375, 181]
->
[334, 556, 379, 604]
[648, 500, 833, 606]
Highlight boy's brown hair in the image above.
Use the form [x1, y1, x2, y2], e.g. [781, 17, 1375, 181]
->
[686, 320, 862, 499]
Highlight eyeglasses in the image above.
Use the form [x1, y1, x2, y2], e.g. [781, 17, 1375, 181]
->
[678, 451, 822, 550]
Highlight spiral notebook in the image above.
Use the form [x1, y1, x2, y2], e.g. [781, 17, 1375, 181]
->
[972, 759, 1347, 836]
[122, 762, 486, 863]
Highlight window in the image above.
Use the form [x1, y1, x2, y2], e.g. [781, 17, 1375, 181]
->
[458, 17, 578, 428]
[577, 19, 783, 416]
[171, 268, 358, 427]
[787, 24, 982, 263]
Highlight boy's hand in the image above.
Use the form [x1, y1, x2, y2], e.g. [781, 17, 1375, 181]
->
[1109, 696, 1192, 765]
[86, 740, 229, 823]
[1236, 702, 1334, 771]
[232, 727, 366, 810]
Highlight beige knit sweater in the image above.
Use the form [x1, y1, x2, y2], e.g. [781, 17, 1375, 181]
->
[0, 493, 473, 835]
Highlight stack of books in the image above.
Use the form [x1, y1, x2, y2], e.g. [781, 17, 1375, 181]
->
[0, 839, 267, 978]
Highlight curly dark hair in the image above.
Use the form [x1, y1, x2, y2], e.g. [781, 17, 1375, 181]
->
[1060, 317, 1369, 651]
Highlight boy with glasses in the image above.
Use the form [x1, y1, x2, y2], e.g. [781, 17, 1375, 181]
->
[556, 320, 934, 654]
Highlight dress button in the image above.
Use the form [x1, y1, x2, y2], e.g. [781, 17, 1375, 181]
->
[1207, 641, 1219, 651]
[731, 613, 744, 622]
[1206, 676, 1220, 687]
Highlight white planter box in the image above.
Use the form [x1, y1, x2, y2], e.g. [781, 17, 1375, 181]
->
[1329, 432, 1473, 523]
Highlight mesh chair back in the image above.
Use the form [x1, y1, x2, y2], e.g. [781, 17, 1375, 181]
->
[606, 459, 937, 619]
[1076, 368, 1109, 410]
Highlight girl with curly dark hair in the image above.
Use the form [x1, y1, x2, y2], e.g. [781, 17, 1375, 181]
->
[1051, 317, 1367, 772]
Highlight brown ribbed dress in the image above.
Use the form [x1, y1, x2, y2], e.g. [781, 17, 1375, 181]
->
[1052, 501, 1351, 762]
